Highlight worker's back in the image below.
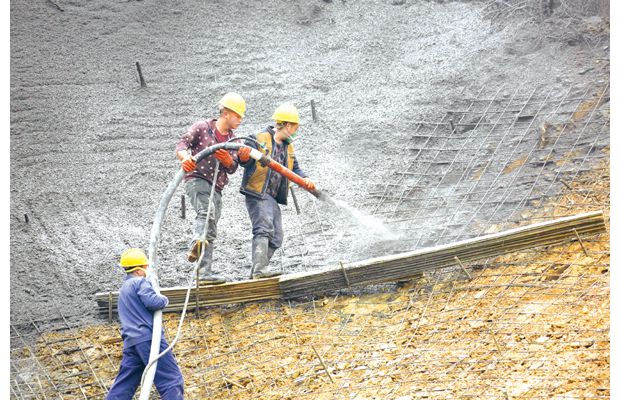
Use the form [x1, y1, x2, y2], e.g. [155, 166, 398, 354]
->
[117, 275, 168, 348]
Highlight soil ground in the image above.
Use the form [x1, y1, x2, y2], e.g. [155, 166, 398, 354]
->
[10, 0, 609, 325]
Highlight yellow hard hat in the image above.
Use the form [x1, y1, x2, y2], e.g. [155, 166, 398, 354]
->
[272, 103, 299, 124]
[219, 92, 246, 118]
[119, 248, 149, 272]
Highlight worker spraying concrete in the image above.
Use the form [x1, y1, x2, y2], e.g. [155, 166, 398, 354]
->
[238, 103, 318, 279]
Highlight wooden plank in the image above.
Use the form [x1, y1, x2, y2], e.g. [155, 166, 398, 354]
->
[95, 211, 605, 314]
[96, 277, 280, 314]
[279, 211, 605, 298]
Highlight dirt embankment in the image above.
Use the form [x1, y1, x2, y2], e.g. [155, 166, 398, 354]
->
[28, 162, 609, 399]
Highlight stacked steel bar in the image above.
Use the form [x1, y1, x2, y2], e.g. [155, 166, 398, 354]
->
[279, 210, 605, 298]
[95, 211, 604, 315]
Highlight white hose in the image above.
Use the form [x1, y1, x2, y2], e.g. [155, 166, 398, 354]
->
[136, 142, 260, 398]
[139, 161, 220, 389]
[139, 262, 200, 390]
[140, 168, 185, 400]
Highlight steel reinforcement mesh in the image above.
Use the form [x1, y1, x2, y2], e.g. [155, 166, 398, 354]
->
[10, 83, 609, 399]
[281, 83, 609, 270]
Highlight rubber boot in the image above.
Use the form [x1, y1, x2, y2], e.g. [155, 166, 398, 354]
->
[197, 244, 227, 284]
[267, 246, 277, 262]
[251, 237, 282, 279]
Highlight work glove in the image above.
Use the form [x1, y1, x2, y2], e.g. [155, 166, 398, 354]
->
[238, 146, 251, 163]
[214, 149, 234, 168]
[303, 178, 316, 192]
[181, 155, 197, 172]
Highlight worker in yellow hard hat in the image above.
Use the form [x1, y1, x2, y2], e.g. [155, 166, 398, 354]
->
[237, 103, 317, 279]
[106, 249, 184, 399]
[175, 92, 246, 283]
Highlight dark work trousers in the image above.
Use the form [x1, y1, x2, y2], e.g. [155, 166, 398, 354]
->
[106, 338, 184, 400]
[244, 194, 283, 250]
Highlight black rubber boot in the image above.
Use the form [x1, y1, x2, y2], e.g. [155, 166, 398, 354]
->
[251, 237, 282, 279]
[267, 246, 277, 262]
[197, 244, 227, 284]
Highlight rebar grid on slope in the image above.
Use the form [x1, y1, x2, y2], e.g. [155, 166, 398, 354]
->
[10, 82, 609, 399]
[275, 84, 609, 271]
[10, 231, 609, 399]
[379, 87, 609, 241]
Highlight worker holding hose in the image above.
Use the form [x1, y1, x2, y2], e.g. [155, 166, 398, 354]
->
[175, 92, 245, 283]
[106, 249, 184, 400]
[238, 103, 316, 279]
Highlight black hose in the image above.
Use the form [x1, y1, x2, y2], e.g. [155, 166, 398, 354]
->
[193, 136, 262, 164]
[193, 142, 244, 163]
[227, 136, 262, 147]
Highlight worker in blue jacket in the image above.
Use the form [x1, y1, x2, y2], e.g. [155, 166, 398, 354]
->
[106, 248, 184, 400]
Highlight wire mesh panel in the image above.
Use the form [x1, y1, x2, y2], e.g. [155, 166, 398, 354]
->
[10, 82, 609, 398]
[10, 308, 115, 399]
[283, 84, 609, 269]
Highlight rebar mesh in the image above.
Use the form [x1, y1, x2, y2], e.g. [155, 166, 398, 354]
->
[283, 83, 609, 268]
[10, 82, 609, 399]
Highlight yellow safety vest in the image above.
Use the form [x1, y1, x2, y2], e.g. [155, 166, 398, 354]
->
[245, 131, 295, 194]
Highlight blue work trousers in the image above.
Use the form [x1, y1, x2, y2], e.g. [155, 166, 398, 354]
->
[106, 339, 184, 400]
[245, 194, 283, 249]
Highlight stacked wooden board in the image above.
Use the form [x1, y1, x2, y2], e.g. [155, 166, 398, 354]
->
[96, 277, 280, 315]
[95, 211, 606, 316]
[280, 210, 605, 298]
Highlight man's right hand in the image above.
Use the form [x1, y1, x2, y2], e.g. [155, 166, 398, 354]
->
[181, 155, 197, 172]
[238, 147, 251, 163]
[303, 178, 316, 192]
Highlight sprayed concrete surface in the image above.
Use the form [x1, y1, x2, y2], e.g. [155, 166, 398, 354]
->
[10, 0, 609, 324]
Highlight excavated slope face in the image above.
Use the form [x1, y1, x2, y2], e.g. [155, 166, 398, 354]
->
[12, 166, 610, 398]
[10, 0, 609, 323]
